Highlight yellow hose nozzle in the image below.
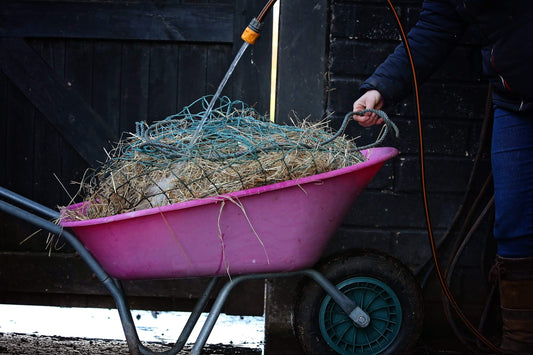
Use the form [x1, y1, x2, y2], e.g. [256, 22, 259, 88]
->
[241, 27, 260, 44]
[241, 18, 263, 45]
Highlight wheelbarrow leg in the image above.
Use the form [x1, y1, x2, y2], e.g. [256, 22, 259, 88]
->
[103, 278, 143, 355]
[105, 277, 220, 355]
[171, 277, 220, 352]
[104, 277, 219, 355]
[190, 275, 253, 355]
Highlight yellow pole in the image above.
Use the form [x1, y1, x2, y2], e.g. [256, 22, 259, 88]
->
[269, 2, 280, 122]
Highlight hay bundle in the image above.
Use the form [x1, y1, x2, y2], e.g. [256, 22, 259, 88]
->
[63, 96, 367, 221]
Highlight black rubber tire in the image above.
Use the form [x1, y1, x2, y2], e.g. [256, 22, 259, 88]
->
[292, 249, 423, 355]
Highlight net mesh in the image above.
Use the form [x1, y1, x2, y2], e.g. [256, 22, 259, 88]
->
[66, 96, 368, 220]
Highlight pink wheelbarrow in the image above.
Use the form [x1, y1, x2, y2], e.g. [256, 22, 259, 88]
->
[0, 146, 423, 355]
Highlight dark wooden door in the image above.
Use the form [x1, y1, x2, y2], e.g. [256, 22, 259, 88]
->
[0, 0, 272, 315]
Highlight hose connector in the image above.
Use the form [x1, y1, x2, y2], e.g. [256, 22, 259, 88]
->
[241, 18, 263, 45]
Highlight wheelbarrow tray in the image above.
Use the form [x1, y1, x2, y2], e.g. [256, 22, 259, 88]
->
[60, 147, 398, 280]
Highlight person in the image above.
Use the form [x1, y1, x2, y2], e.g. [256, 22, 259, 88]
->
[352, 1, 533, 354]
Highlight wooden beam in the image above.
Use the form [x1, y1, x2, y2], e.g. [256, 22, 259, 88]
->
[0, 37, 116, 167]
[275, 0, 329, 124]
[0, 2, 234, 43]
[0, 252, 264, 315]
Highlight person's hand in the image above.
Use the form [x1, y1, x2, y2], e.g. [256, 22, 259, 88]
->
[352, 90, 384, 127]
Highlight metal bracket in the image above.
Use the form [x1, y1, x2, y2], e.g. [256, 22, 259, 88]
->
[349, 306, 370, 328]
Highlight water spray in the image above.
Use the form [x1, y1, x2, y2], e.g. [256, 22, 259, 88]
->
[188, 2, 275, 149]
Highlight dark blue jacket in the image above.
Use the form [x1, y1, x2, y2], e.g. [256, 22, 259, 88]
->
[361, 0, 533, 112]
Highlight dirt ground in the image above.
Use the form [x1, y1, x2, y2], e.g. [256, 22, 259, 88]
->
[0, 333, 262, 355]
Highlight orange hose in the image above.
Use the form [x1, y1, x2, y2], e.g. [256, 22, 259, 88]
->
[385, 0, 502, 353]
[257, 0, 277, 22]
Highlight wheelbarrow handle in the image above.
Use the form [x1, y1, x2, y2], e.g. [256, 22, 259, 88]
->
[0, 186, 60, 220]
[0, 187, 112, 284]
[0, 198, 109, 281]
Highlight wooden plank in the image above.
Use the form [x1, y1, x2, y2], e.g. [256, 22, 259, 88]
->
[32, 93, 65, 208]
[120, 43, 150, 133]
[29, 42, 64, 209]
[0, 81, 40, 252]
[0, 37, 116, 167]
[1, 78, 39, 252]
[27, 39, 66, 77]
[34, 39, 92, 201]
[206, 44, 233, 98]
[4, 82, 34, 199]
[23, 39, 86, 200]
[148, 43, 179, 121]
[0, 2, 234, 43]
[275, 0, 329, 124]
[0, 71, 7, 187]
[64, 40, 94, 104]
[93, 42, 122, 133]
[177, 44, 208, 108]
[0, 252, 265, 315]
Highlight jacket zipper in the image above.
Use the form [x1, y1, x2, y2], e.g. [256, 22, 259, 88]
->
[490, 47, 512, 93]
[490, 47, 526, 111]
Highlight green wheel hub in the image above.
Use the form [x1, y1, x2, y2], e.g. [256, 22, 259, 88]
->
[318, 277, 402, 355]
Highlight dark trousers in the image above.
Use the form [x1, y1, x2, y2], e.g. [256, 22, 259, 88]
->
[492, 107, 533, 257]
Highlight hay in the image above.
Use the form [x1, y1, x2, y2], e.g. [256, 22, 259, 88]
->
[61, 96, 367, 221]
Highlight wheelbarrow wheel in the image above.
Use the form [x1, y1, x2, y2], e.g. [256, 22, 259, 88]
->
[293, 249, 423, 355]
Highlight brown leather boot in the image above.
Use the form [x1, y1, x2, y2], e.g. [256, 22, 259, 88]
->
[495, 255, 533, 354]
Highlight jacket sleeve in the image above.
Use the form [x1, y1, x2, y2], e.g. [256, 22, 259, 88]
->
[360, 0, 469, 106]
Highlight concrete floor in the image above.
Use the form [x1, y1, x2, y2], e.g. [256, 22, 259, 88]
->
[0, 333, 261, 355]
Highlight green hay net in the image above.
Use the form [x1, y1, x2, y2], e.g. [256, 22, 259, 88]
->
[71, 95, 394, 220]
